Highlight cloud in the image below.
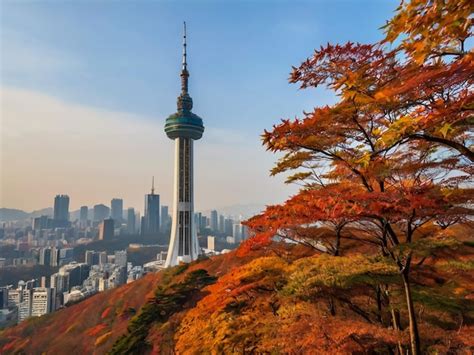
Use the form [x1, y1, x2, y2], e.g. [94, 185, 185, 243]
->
[0, 87, 295, 213]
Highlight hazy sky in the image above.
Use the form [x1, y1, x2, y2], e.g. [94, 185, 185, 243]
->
[1, 0, 397, 213]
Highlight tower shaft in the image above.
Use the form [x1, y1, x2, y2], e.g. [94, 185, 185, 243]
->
[165, 137, 199, 266]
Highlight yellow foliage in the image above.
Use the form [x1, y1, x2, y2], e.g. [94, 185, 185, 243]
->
[95, 331, 112, 347]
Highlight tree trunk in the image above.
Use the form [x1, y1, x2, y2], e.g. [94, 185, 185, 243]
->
[390, 308, 404, 355]
[334, 226, 342, 256]
[376, 286, 383, 324]
[401, 271, 421, 355]
[328, 296, 336, 316]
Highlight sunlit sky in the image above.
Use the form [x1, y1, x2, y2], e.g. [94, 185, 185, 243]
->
[1, 0, 397, 213]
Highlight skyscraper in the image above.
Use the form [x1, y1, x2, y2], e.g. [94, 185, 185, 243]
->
[53, 195, 69, 227]
[50, 247, 60, 267]
[79, 206, 89, 228]
[144, 178, 160, 236]
[93, 204, 110, 222]
[39, 248, 52, 266]
[218, 214, 225, 233]
[224, 218, 233, 236]
[18, 289, 32, 322]
[111, 198, 123, 223]
[31, 288, 54, 318]
[79, 206, 88, 222]
[165, 23, 205, 267]
[210, 210, 218, 232]
[233, 223, 242, 243]
[99, 218, 114, 240]
[114, 250, 128, 268]
[160, 205, 170, 231]
[127, 208, 136, 234]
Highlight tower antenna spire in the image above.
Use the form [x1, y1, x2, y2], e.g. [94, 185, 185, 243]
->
[182, 21, 187, 71]
[151, 176, 155, 195]
[180, 21, 189, 95]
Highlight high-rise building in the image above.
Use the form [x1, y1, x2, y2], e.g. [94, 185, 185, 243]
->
[233, 223, 242, 243]
[53, 195, 70, 227]
[114, 250, 127, 268]
[224, 218, 233, 236]
[218, 215, 225, 233]
[33, 215, 53, 230]
[18, 289, 32, 322]
[39, 248, 52, 266]
[0, 287, 8, 308]
[50, 273, 69, 293]
[7, 288, 21, 309]
[195, 212, 202, 232]
[111, 198, 123, 223]
[59, 263, 89, 289]
[127, 208, 136, 234]
[50, 247, 60, 267]
[98, 252, 107, 265]
[210, 210, 218, 232]
[165, 23, 205, 267]
[99, 218, 114, 240]
[207, 236, 216, 251]
[144, 178, 160, 236]
[59, 248, 74, 264]
[40, 276, 50, 288]
[79, 206, 88, 223]
[31, 288, 54, 318]
[160, 205, 170, 231]
[85, 251, 95, 266]
[200, 215, 207, 231]
[85, 251, 107, 266]
[93, 204, 110, 222]
[112, 266, 127, 287]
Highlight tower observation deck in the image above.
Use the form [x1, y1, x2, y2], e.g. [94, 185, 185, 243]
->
[165, 22, 204, 267]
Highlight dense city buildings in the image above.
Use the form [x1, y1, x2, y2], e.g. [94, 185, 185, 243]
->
[0, 247, 147, 328]
[165, 24, 204, 267]
[0, 190, 251, 329]
[111, 198, 123, 223]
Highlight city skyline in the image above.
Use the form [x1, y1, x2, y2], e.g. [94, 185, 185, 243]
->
[1, 1, 396, 212]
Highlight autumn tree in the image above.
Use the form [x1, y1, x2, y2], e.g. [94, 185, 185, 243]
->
[243, 1, 473, 354]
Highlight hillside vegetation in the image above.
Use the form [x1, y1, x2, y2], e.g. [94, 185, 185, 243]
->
[1, 237, 473, 354]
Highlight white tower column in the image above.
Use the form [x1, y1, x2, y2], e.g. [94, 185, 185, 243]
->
[165, 137, 199, 266]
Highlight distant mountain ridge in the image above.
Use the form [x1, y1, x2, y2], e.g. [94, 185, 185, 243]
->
[0, 208, 53, 222]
